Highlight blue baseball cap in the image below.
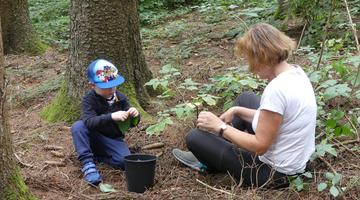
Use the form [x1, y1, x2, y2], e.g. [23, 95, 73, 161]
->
[87, 59, 125, 89]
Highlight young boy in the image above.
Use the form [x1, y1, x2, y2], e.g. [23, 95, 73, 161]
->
[71, 59, 140, 185]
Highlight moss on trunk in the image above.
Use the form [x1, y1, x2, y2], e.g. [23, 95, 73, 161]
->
[120, 83, 152, 121]
[40, 84, 80, 123]
[2, 168, 37, 200]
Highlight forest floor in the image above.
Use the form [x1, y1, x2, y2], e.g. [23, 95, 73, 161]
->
[5, 8, 360, 200]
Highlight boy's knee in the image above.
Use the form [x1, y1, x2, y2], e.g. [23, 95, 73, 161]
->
[110, 156, 127, 169]
[71, 120, 86, 134]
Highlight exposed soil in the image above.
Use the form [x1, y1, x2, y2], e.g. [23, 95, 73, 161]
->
[5, 10, 360, 200]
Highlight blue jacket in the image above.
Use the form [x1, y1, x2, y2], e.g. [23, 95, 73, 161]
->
[81, 89, 138, 139]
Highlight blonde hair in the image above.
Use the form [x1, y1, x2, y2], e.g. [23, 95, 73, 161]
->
[234, 23, 296, 73]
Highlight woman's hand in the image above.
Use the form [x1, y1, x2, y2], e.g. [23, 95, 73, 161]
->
[219, 107, 238, 124]
[197, 111, 224, 134]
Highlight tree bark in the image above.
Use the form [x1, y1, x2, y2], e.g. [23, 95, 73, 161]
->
[275, 0, 288, 19]
[68, 0, 152, 106]
[42, 0, 152, 122]
[0, 0, 44, 54]
[0, 17, 35, 200]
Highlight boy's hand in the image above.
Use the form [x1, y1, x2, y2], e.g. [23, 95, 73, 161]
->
[111, 111, 129, 121]
[127, 107, 139, 117]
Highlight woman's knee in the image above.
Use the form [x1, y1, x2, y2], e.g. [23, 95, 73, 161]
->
[234, 91, 259, 109]
[185, 129, 203, 149]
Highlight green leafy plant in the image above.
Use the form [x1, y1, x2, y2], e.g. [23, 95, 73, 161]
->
[317, 172, 342, 197]
[144, 64, 263, 135]
[144, 64, 180, 92]
[146, 117, 174, 136]
[290, 172, 313, 191]
[117, 116, 140, 133]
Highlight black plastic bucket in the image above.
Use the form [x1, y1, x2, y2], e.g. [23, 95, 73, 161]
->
[124, 154, 157, 193]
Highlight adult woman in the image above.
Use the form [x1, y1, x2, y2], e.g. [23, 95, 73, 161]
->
[173, 23, 317, 187]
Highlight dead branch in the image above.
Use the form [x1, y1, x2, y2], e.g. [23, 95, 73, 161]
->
[14, 153, 34, 168]
[296, 22, 307, 50]
[318, 157, 337, 174]
[44, 160, 65, 167]
[333, 138, 359, 158]
[348, 163, 360, 170]
[156, 151, 163, 157]
[141, 142, 165, 150]
[344, 115, 359, 141]
[59, 126, 71, 131]
[343, 0, 360, 53]
[334, 139, 358, 146]
[316, 1, 335, 70]
[50, 150, 65, 158]
[44, 145, 64, 151]
[196, 179, 235, 197]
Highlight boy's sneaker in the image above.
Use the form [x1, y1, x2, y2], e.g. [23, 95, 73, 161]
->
[81, 162, 102, 185]
[172, 148, 207, 172]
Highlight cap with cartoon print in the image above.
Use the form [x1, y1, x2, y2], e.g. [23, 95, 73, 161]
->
[87, 59, 125, 89]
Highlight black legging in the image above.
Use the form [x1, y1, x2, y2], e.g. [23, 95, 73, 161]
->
[186, 92, 288, 188]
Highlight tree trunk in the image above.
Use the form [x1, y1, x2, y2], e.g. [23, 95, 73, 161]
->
[275, 0, 288, 19]
[41, 0, 152, 123]
[68, 0, 152, 103]
[0, 17, 35, 200]
[0, 0, 45, 54]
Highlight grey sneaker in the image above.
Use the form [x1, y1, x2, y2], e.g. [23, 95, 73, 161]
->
[172, 148, 207, 172]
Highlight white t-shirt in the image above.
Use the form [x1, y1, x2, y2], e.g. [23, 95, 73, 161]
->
[252, 66, 316, 175]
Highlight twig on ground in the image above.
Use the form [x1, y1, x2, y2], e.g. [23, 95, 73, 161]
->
[334, 139, 358, 146]
[234, 16, 249, 31]
[344, 114, 359, 141]
[196, 179, 235, 197]
[50, 150, 65, 158]
[156, 151, 163, 157]
[44, 160, 65, 167]
[332, 138, 359, 158]
[141, 142, 165, 150]
[44, 145, 64, 151]
[318, 157, 337, 174]
[14, 153, 34, 168]
[59, 126, 71, 131]
[348, 163, 360, 170]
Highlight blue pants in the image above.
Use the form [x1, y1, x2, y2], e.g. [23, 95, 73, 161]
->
[71, 120, 130, 169]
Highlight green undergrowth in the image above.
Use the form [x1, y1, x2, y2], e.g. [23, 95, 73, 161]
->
[24, 35, 48, 55]
[28, 0, 70, 50]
